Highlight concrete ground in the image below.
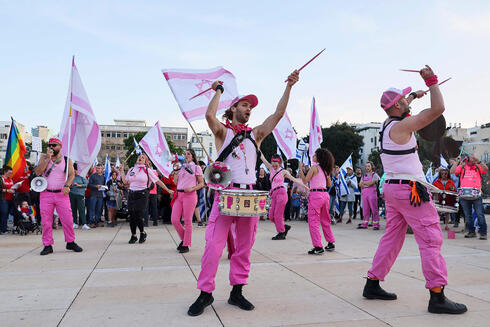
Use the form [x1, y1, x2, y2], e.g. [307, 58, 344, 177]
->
[0, 217, 489, 327]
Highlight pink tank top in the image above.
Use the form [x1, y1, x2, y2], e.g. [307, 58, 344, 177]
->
[45, 157, 66, 190]
[270, 167, 285, 189]
[177, 162, 203, 189]
[218, 129, 257, 185]
[380, 120, 424, 179]
[310, 163, 327, 189]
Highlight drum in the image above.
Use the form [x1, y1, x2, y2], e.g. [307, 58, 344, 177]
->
[218, 189, 270, 217]
[458, 187, 482, 200]
[431, 190, 459, 213]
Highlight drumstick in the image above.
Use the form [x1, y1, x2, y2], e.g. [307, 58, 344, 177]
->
[400, 69, 420, 73]
[424, 77, 452, 92]
[284, 48, 326, 82]
[189, 81, 223, 100]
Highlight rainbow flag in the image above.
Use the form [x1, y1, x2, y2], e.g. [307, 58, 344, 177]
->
[5, 119, 27, 182]
[28, 205, 37, 217]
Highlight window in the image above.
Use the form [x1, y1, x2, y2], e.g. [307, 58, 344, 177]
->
[192, 137, 197, 143]
[116, 133, 121, 138]
[111, 132, 116, 137]
[116, 146, 121, 150]
[0, 133, 7, 139]
[173, 135, 177, 140]
[199, 137, 203, 142]
[111, 145, 116, 150]
[106, 133, 111, 137]
[374, 137, 377, 146]
[106, 145, 110, 150]
[123, 133, 128, 138]
[470, 131, 477, 135]
[371, 137, 373, 143]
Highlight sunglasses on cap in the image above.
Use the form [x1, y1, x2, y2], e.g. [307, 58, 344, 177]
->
[48, 144, 59, 148]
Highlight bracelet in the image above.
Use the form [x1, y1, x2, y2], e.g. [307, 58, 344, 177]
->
[409, 92, 417, 99]
[64, 184, 70, 188]
[424, 75, 438, 87]
[215, 84, 224, 93]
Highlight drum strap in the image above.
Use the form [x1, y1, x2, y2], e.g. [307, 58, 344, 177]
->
[216, 130, 260, 163]
[270, 169, 283, 183]
[379, 117, 417, 155]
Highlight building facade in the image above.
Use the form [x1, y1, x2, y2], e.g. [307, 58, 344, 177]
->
[31, 125, 51, 141]
[99, 120, 188, 163]
[446, 122, 490, 162]
[352, 122, 381, 167]
[188, 130, 216, 163]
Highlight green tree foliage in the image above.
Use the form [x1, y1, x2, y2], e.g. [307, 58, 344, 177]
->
[368, 149, 382, 174]
[321, 122, 363, 167]
[123, 131, 183, 167]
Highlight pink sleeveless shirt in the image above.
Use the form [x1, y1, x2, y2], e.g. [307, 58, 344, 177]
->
[218, 129, 257, 185]
[310, 163, 327, 189]
[380, 120, 424, 179]
[270, 167, 285, 189]
[45, 157, 67, 191]
[177, 162, 203, 189]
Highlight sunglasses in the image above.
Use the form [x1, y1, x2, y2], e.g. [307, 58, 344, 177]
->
[48, 144, 59, 148]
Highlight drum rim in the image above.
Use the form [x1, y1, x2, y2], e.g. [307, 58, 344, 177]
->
[219, 189, 269, 195]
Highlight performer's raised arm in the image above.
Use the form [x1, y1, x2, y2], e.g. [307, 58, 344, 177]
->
[205, 81, 227, 144]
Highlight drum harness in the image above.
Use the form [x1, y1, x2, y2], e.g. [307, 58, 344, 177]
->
[270, 168, 284, 194]
[379, 116, 430, 207]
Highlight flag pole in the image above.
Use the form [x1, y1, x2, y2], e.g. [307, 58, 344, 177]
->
[186, 120, 212, 163]
[66, 56, 74, 182]
[123, 149, 136, 164]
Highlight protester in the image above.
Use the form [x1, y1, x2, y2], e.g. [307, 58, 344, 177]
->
[159, 169, 177, 224]
[432, 167, 457, 230]
[69, 163, 89, 230]
[106, 170, 123, 227]
[353, 167, 363, 220]
[34, 138, 83, 255]
[255, 167, 271, 191]
[0, 166, 16, 234]
[339, 167, 356, 224]
[328, 166, 340, 223]
[88, 164, 105, 228]
[291, 187, 301, 220]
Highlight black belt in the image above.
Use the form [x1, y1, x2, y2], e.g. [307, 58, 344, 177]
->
[310, 188, 328, 192]
[177, 190, 185, 193]
[232, 183, 254, 190]
[46, 189, 62, 193]
[270, 186, 285, 193]
[386, 179, 411, 184]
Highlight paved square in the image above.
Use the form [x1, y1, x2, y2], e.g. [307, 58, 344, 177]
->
[1, 218, 489, 327]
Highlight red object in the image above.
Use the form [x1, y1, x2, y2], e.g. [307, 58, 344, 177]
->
[189, 81, 223, 100]
[424, 77, 451, 93]
[161, 176, 176, 194]
[221, 120, 252, 134]
[424, 75, 439, 87]
[17, 174, 30, 193]
[230, 94, 258, 108]
[48, 137, 62, 146]
[284, 48, 326, 82]
[433, 178, 456, 192]
[2, 177, 14, 201]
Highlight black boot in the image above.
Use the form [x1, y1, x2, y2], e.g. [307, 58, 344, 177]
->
[362, 278, 397, 300]
[188, 291, 214, 316]
[177, 241, 183, 251]
[139, 232, 147, 243]
[271, 232, 286, 240]
[40, 245, 53, 256]
[66, 242, 83, 252]
[325, 242, 335, 252]
[428, 287, 467, 314]
[179, 246, 189, 253]
[228, 284, 254, 311]
[128, 235, 138, 244]
[284, 224, 291, 236]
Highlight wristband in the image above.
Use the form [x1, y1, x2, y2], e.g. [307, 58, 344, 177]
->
[409, 92, 417, 99]
[424, 75, 438, 87]
[64, 184, 70, 188]
[215, 84, 224, 93]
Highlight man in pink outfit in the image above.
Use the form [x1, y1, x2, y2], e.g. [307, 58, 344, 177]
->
[188, 70, 300, 316]
[362, 66, 466, 314]
[34, 138, 83, 256]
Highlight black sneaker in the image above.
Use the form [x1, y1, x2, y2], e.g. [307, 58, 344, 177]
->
[362, 278, 397, 300]
[325, 242, 335, 252]
[308, 247, 325, 255]
[40, 245, 53, 256]
[464, 232, 477, 238]
[428, 287, 467, 314]
[188, 291, 214, 316]
[152, 221, 158, 226]
[271, 233, 286, 240]
[177, 241, 183, 251]
[228, 285, 255, 311]
[128, 235, 138, 244]
[284, 224, 291, 236]
[179, 246, 189, 253]
[106, 222, 115, 227]
[66, 242, 83, 252]
[139, 232, 147, 243]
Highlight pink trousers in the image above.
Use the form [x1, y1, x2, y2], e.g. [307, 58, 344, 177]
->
[367, 183, 448, 289]
[269, 187, 288, 233]
[40, 192, 76, 246]
[361, 189, 379, 227]
[171, 191, 197, 247]
[307, 192, 335, 247]
[197, 191, 258, 293]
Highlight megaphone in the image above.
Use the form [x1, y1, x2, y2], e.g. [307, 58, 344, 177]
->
[31, 176, 48, 192]
[204, 162, 232, 190]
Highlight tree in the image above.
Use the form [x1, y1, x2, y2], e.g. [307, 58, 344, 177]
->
[321, 122, 363, 167]
[123, 131, 183, 167]
[368, 149, 382, 174]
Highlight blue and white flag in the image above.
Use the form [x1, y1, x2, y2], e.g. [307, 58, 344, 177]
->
[440, 155, 448, 169]
[425, 163, 433, 183]
[115, 155, 121, 168]
[296, 138, 306, 160]
[338, 155, 353, 196]
[104, 154, 111, 183]
[133, 137, 142, 155]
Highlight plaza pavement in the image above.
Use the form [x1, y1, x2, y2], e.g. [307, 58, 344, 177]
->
[0, 216, 489, 327]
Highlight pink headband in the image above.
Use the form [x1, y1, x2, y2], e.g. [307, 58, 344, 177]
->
[271, 158, 281, 162]
[48, 138, 62, 146]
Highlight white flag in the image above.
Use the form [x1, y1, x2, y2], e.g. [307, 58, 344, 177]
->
[162, 67, 239, 122]
[115, 155, 121, 168]
[440, 155, 448, 169]
[139, 121, 173, 177]
[309, 97, 323, 162]
[338, 155, 353, 196]
[425, 163, 434, 183]
[60, 57, 101, 177]
[272, 113, 297, 159]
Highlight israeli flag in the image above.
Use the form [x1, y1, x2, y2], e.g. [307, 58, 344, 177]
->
[104, 154, 111, 183]
[440, 155, 448, 169]
[338, 155, 353, 196]
[425, 163, 433, 183]
[133, 138, 142, 155]
[115, 155, 121, 168]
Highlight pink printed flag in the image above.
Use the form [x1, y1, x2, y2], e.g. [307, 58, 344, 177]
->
[139, 121, 173, 177]
[60, 57, 101, 177]
[308, 97, 323, 163]
[272, 113, 297, 159]
[162, 67, 239, 122]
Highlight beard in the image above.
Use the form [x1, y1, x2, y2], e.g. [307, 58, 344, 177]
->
[53, 149, 60, 156]
[235, 111, 249, 124]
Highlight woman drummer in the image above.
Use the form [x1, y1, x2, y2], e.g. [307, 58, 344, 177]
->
[171, 149, 204, 253]
[120, 154, 174, 244]
[261, 153, 308, 240]
[299, 148, 336, 254]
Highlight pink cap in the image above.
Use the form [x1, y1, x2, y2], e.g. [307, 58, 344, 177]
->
[48, 137, 62, 146]
[380, 87, 412, 110]
[230, 94, 258, 109]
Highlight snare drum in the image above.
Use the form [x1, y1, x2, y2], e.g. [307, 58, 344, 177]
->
[218, 189, 270, 217]
[431, 190, 459, 213]
[458, 187, 482, 200]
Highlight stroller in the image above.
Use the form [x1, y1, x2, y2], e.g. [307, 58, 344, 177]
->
[13, 205, 41, 236]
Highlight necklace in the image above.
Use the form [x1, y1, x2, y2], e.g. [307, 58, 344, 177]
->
[236, 131, 249, 175]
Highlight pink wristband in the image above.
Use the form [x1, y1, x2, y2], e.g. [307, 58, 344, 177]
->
[425, 75, 438, 87]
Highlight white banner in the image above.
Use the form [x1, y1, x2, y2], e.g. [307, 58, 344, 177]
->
[272, 113, 297, 159]
[139, 121, 173, 177]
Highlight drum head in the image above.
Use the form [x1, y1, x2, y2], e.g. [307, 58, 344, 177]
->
[418, 115, 446, 141]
